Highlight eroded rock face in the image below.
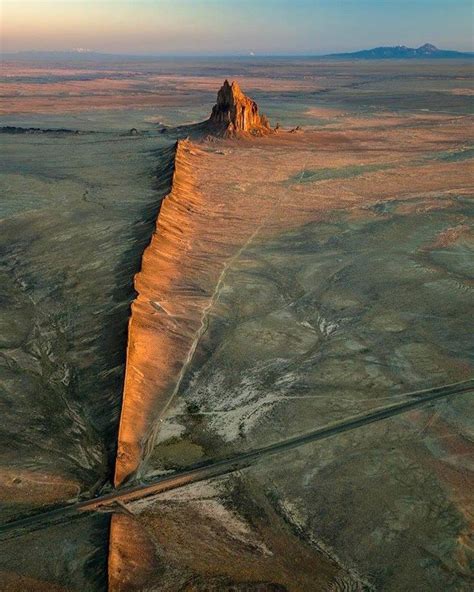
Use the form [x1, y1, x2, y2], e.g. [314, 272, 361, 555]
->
[209, 80, 271, 136]
[108, 514, 160, 592]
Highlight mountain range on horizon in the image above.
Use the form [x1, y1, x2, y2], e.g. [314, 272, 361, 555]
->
[326, 43, 473, 59]
[2, 43, 472, 60]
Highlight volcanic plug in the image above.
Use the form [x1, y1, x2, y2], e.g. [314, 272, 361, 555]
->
[208, 79, 271, 136]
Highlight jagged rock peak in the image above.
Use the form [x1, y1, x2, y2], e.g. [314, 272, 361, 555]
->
[209, 80, 271, 136]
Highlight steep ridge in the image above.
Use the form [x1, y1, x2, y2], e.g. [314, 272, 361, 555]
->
[114, 135, 283, 486]
[114, 139, 203, 485]
[113, 82, 271, 484]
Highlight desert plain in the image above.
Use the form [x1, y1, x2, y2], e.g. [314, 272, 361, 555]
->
[0, 55, 473, 591]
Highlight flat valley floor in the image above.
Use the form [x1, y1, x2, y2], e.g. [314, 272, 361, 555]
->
[0, 57, 473, 591]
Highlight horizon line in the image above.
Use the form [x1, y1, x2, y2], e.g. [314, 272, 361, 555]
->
[2, 43, 473, 60]
[3, 52, 473, 60]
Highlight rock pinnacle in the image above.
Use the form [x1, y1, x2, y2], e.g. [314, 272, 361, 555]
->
[208, 80, 271, 136]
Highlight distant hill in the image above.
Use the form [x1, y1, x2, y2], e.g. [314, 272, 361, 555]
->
[326, 44, 473, 59]
[2, 45, 473, 62]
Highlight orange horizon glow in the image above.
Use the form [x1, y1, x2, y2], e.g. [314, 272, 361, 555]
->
[2, 0, 472, 56]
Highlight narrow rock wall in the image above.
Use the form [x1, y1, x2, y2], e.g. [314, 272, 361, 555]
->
[114, 140, 212, 485]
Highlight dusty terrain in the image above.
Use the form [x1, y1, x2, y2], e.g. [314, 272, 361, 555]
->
[0, 58, 473, 591]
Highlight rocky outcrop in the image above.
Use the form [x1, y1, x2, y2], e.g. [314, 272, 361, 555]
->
[114, 139, 208, 486]
[108, 514, 159, 591]
[114, 135, 280, 486]
[208, 80, 271, 136]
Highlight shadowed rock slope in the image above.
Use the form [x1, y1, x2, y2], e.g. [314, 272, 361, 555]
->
[114, 83, 273, 485]
[114, 139, 204, 485]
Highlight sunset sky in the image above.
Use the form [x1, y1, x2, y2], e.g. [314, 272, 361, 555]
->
[2, 0, 473, 55]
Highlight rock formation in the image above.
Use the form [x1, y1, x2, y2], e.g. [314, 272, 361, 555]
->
[208, 80, 271, 136]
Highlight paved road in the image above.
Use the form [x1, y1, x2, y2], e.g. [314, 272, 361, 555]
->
[1, 378, 472, 541]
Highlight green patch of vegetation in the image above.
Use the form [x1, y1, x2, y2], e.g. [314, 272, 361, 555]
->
[432, 146, 474, 162]
[151, 439, 204, 470]
[287, 162, 392, 184]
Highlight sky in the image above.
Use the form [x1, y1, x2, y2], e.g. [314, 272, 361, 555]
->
[2, 0, 473, 55]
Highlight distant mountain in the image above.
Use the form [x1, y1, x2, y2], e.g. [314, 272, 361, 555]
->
[3, 45, 473, 62]
[326, 44, 473, 59]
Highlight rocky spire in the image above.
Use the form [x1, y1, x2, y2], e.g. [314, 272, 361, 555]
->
[208, 80, 271, 136]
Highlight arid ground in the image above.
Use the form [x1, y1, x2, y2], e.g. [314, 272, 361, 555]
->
[0, 56, 473, 591]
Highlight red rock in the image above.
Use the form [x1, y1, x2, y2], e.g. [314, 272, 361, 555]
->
[208, 80, 271, 136]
